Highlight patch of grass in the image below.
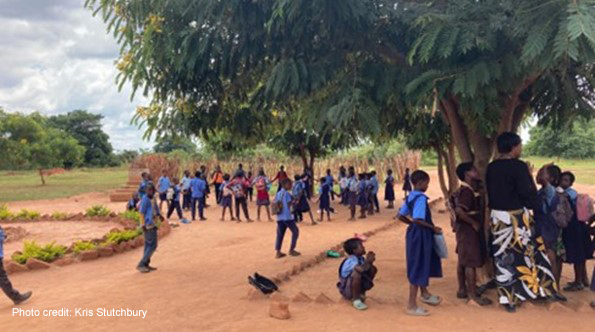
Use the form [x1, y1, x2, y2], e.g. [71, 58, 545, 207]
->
[0, 204, 13, 220]
[0, 167, 128, 202]
[103, 229, 142, 245]
[15, 209, 41, 220]
[12, 241, 67, 264]
[86, 205, 112, 217]
[72, 241, 97, 254]
[51, 211, 69, 220]
[119, 210, 141, 225]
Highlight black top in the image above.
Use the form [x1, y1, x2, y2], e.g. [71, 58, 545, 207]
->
[486, 159, 537, 210]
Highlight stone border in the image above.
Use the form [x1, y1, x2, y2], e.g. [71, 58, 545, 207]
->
[0, 212, 136, 225]
[3, 221, 172, 275]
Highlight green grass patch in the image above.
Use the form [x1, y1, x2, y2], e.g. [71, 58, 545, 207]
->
[0, 167, 127, 202]
[85, 205, 112, 217]
[51, 211, 69, 220]
[0, 204, 13, 220]
[103, 229, 142, 245]
[72, 240, 97, 254]
[15, 209, 40, 220]
[12, 241, 67, 264]
[119, 210, 141, 224]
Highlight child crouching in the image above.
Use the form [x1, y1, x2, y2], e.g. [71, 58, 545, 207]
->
[337, 238, 377, 310]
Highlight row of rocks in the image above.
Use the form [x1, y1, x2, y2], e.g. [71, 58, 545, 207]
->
[0, 212, 137, 226]
[4, 223, 172, 275]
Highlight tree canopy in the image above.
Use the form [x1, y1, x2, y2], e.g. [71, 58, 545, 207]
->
[48, 110, 115, 167]
[87, 0, 595, 183]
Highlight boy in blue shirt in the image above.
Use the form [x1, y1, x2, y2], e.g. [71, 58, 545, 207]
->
[337, 238, 377, 311]
[370, 171, 380, 213]
[166, 177, 188, 223]
[0, 226, 33, 304]
[190, 171, 207, 221]
[138, 172, 148, 198]
[138, 183, 161, 273]
[157, 170, 171, 213]
[274, 179, 301, 258]
[181, 170, 192, 211]
[398, 170, 443, 316]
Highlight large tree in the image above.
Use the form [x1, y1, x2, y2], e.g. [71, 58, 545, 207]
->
[48, 110, 115, 167]
[87, 0, 595, 181]
[526, 119, 595, 159]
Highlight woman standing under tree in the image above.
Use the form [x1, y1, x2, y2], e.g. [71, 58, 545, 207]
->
[486, 132, 562, 313]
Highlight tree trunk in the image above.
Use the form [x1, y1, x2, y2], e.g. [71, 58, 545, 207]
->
[441, 98, 474, 162]
[38, 168, 46, 185]
[445, 140, 458, 193]
[298, 143, 308, 170]
[435, 145, 449, 199]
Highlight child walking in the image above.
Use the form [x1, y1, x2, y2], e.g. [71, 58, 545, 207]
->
[316, 176, 338, 221]
[253, 168, 273, 222]
[337, 238, 377, 310]
[402, 168, 412, 199]
[219, 174, 235, 221]
[453, 163, 492, 306]
[384, 169, 395, 209]
[166, 177, 187, 222]
[398, 170, 443, 316]
[138, 183, 161, 273]
[274, 179, 301, 258]
[0, 226, 32, 304]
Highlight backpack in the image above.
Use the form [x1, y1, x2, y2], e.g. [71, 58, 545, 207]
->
[551, 190, 572, 229]
[576, 193, 594, 222]
[272, 192, 286, 215]
[232, 181, 245, 197]
[166, 187, 175, 200]
[255, 177, 267, 191]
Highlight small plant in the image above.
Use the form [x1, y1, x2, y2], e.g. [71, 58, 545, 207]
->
[12, 241, 67, 264]
[103, 229, 142, 245]
[0, 204, 13, 220]
[51, 211, 69, 220]
[86, 205, 112, 217]
[72, 240, 97, 254]
[119, 210, 141, 224]
[15, 209, 41, 220]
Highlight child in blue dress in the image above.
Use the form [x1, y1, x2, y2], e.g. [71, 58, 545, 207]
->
[397, 170, 443, 316]
[316, 177, 338, 222]
[384, 169, 395, 209]
[357, 173, 368, 219]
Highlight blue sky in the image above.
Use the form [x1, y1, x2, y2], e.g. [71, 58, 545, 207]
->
[0, 0, 153, 150]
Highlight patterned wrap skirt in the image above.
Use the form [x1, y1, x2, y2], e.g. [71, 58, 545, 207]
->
[490, 209, 558, 305]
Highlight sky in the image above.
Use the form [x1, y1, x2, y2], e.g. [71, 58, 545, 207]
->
[0, 0, 153, 151]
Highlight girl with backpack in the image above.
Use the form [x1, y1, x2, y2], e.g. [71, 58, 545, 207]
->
[226, 172, 252, 222]
[252, 168, 273, 222]
[219, 174, 235, 221]
[560, 171, 593, 292]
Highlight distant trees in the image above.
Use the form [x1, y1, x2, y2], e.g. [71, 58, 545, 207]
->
[153, 135, 197, 154]
[0, 110, 85, 184]
[526, 120, 595, 159]
[48, 110, 115, 167]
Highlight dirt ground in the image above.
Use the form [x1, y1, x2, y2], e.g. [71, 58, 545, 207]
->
[0, 174, 593, 332]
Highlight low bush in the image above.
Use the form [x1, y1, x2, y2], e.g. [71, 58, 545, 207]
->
[119, 210, 141, 224]
[103, 229, 142, 245]
[15, 209, 41, 220]
[0, 204, 13, 220]
[12, 241, 67, 264]
[72, 240, 97, 254]
[86, 205, 111, 217]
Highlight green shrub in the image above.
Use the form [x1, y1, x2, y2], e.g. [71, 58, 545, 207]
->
[72, 240, 97, 254]
[15, 209, 41, 220]
[103, 229, 142, 245]
[119, 210, 141, 224]
[86, 205, 111, 217]
[0, 204, 13, 220]
[12, 241, 67, 264]
[52, 211, 69, 220]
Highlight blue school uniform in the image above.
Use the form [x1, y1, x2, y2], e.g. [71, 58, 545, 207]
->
[158, 176, 170, 194]
[0, 227, 4, 259]
[384, 175, 395, 201]
[190, 178, 206, 198]
[370, 176, 379, 195]
[325, 175, 334, 187]
[138, 179, 147, 198]
[399, 190, 442, 286]
[357, 180, 368, 206]
[139, 195, 154, 226]
[319, 182, 331, 212]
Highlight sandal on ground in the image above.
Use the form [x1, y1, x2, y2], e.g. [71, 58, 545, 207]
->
[563, 283, 584, 292]
[470, 296, 493, 306]
[289, 250, 301, 257]
[420, 294, 442, 306]
[406, 307, 429, 316]
[352, 299, 368, 310]
[276, 252, 287, 259]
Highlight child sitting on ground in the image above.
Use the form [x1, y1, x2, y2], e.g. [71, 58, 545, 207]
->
[127, 192, 140, 211]
[337, 238, 377, 310]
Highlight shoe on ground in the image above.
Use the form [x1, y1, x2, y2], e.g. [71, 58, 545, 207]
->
[13, 291, 32, 305]
[147, 265, 158, 271]
[276, 252, 287, 259]
[137, 266, 150, 273]
[289, 250, 301, 257]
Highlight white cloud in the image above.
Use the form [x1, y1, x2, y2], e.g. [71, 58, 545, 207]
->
[0, 0, 153, 150]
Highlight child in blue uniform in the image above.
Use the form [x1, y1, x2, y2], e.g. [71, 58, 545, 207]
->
[316, 177, 338, 222]
[384, 169, 395, 209]
[337, 238, 377, 310]
[357, 173, 368, 219]
[398, 170, 443, 316]
[0, 226, 32, 304]
[138, 183, 161, 273]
